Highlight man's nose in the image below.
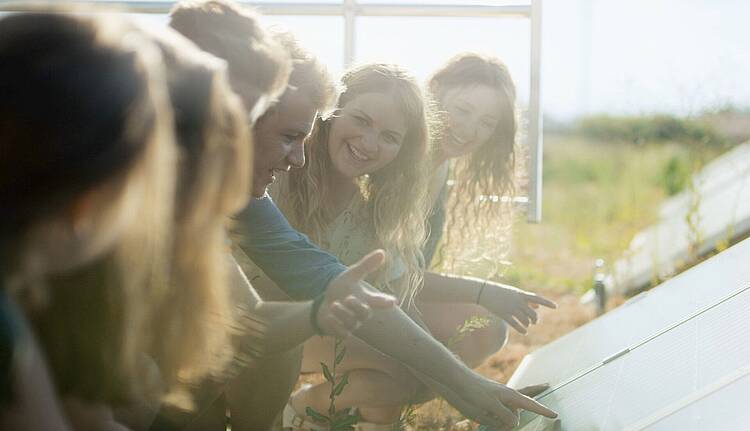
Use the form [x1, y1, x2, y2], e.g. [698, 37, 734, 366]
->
[287, 140, 305, 169]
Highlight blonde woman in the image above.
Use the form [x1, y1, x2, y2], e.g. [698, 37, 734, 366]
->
[0, 12, 177, 430]
[277, 63, 431, 305]
[268, 63, 432, 427]
[416, 53, 556, 372]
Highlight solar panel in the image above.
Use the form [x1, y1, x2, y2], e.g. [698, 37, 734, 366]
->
[611, 141, 750, 293]
[513, 284, 750, 430]
[509, 236, 750, 391]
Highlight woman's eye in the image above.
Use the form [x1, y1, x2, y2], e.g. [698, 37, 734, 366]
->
[282, 134, 298, 143]
[353, 115, 368, 126]
[482, 120, 497, 129]
[384, 134, 400, 145]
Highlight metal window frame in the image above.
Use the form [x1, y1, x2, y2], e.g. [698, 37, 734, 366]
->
[0, 0, 544, 222]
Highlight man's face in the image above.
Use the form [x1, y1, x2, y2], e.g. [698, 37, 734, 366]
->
[250, 89, 317, 197]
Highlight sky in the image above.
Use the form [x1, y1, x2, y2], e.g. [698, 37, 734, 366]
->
[87, 0, 750, 120]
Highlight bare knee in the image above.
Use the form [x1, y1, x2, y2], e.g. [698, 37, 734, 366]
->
[459, 317, 508, 368]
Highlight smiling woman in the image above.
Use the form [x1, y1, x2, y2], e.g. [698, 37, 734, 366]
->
[327, 92, 407, 180]
[425, 52, 518, 272]
[278, 63, 431, 305]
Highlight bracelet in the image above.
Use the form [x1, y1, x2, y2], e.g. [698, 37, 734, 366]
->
[310, 294, 326, 336]
[476, 280, 488, 305]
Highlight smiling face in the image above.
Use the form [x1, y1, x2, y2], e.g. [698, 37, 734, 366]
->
[440, 84, 501, 159]
[327, 92, 407, 180]
[251, 88, 317, 197]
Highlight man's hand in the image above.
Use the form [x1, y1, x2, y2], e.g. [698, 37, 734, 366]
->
[480, 283, 557, 334]
[316, 249, 397, 337]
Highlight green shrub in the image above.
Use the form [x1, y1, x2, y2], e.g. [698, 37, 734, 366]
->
[576, 114, 728, 148]
[660, 155, 690, 195]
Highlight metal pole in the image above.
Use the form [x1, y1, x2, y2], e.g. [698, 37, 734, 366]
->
[527, 0, 543, 223]
[343, 0, 356, 66]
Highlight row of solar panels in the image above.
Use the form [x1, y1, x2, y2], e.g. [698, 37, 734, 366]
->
[508, 236, 750, 430]
[610, 140, 750, 294]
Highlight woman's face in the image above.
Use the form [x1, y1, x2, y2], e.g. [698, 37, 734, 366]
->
[327, 92, 407, 180]
[440, 84, 501, 159]
[251, 89, 317, 197]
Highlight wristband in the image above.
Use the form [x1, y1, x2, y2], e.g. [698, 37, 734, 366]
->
[310, 294, 326, 335]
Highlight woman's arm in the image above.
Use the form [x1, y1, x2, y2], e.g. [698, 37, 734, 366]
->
[420, 271, 557, 334]
[352, 304, 556, 429]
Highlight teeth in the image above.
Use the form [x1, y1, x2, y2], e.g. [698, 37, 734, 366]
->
[348, 143, 369, 162]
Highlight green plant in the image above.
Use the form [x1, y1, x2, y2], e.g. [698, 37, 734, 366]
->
[305, 338, 360, 431]
[447, 316, 492, 349]
[661, 155, 690, 196]
[576, 114, 728, 148]
[393, 403, 418, 431]
[684, 162, 704, 262]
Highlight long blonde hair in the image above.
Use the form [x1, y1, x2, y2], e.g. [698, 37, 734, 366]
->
[3, 13, 178, 403]
[428, 53, 518, 277]
[143, 27, 250, 401]
[278, 64, 431, 305]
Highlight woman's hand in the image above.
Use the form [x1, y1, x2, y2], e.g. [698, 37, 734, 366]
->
[479, 282, 557, 334]
[316, 249, 397, 337]
[442, 374, 557, 430]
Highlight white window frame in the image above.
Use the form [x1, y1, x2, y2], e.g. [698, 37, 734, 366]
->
[0, 0, 544, 222]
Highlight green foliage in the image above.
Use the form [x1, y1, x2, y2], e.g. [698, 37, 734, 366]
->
[393, 404, 418, 431]
[447, 316, 491, 349]
[306, 338, 360, 430]
[660, 155, 690, 196]
[576, 114, 728, 148]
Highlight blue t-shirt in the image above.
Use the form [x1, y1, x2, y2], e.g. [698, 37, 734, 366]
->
[232, 195, 346, 300]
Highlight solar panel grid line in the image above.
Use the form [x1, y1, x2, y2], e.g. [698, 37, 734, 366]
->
[624, 364, 750, 431]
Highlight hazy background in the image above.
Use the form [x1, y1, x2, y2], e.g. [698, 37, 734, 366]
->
[127, 0, 750, 121]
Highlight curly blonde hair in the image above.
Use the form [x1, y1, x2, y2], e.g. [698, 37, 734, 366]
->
[277, 64, 432, 306]
[428, 53, 518, 277]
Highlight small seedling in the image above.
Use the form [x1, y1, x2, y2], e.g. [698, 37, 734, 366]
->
[306, 338, 360, 430]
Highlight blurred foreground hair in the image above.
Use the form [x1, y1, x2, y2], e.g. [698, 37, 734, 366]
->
[0, 12, 178, 403]
[141, 25, 252, 407]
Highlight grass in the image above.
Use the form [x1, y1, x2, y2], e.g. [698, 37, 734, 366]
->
[506, 133, 721, 294]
